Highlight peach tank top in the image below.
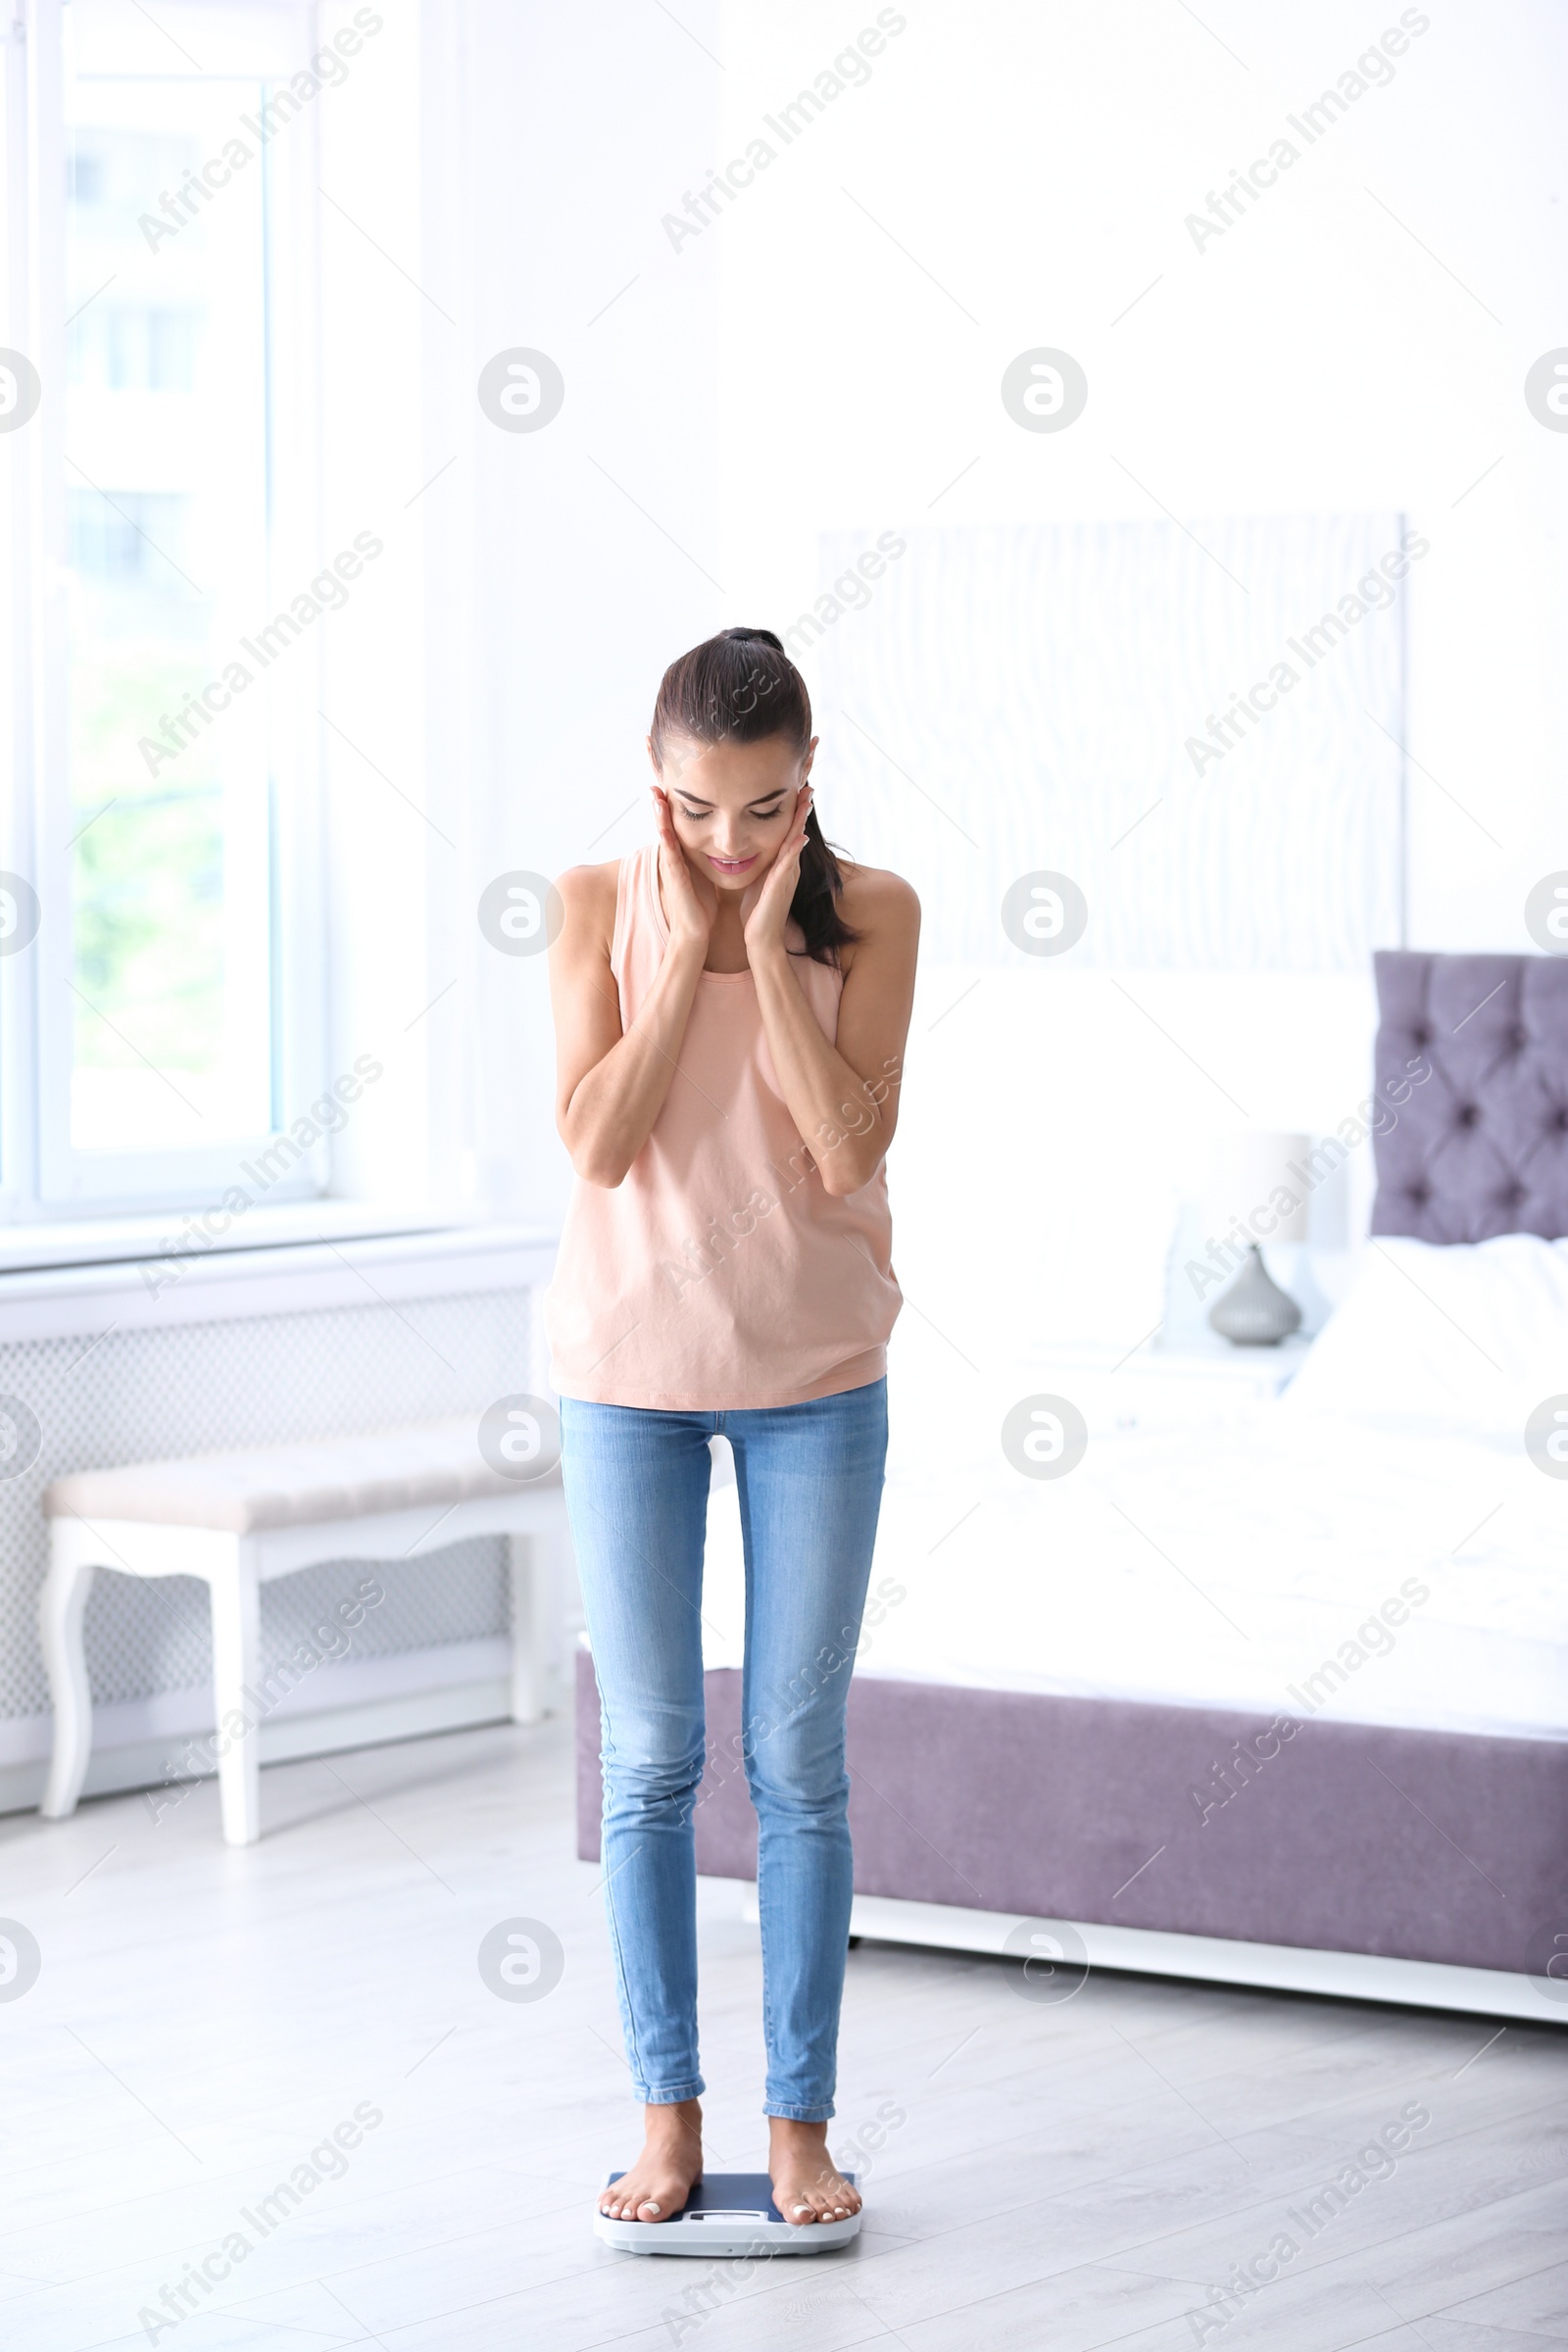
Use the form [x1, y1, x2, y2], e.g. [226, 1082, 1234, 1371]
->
[545, 843, 902, 1411]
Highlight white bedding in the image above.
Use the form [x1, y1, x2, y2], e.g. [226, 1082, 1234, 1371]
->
[700, 1237, 1568, 1743]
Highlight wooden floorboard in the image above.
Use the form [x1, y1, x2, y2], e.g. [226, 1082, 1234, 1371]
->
[3, 1715, 1563, 2352]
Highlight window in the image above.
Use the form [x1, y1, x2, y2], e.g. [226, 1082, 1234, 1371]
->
[3, 2, 326, 1218]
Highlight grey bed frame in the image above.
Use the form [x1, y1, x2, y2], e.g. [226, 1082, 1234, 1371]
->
[575, 953, 1568, 2023]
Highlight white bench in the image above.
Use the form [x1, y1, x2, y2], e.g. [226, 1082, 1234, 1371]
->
[37, 1419, 573, 1844]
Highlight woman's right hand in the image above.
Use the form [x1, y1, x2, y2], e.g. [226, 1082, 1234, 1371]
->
[652, 787, 718, 953]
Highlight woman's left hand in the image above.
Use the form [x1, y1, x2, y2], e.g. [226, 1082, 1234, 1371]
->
[741, 784, 812, 964]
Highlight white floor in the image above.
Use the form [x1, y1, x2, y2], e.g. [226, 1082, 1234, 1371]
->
[4, 1714, 1566, 2352]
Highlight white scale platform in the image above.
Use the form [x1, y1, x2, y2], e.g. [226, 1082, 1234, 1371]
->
[595, 2172, 861, 2256]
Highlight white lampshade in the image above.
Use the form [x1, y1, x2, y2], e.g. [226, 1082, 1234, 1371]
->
[1204, 1130, 1311, 1247]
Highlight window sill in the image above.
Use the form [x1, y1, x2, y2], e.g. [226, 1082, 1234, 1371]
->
[0, 1200, 461, 1279]
[0, 1211, 560, 1342]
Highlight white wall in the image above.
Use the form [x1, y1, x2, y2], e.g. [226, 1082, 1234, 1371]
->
[452, 1, 725, 1219]
[422, 0, 1566, 1361]
[707, 0, 1563, 947]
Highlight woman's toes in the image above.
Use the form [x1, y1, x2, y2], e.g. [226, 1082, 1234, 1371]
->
[600, 2163, 698, 2224]
[775, 2176, 860, 2223]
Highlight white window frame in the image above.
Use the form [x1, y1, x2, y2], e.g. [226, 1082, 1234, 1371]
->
[2, 0, 329, 1223]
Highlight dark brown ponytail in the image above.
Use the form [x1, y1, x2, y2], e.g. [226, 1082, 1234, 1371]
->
[650, 626, 859, 967]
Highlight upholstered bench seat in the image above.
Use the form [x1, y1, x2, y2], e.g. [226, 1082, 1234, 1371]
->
[44, 1420, 526, 1535]
[38, 1418, 572, 1844]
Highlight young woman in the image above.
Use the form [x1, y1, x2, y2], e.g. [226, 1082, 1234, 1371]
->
[546, 627, 919, 2230]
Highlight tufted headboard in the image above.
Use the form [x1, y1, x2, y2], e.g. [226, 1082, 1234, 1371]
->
[1371, 951, 1568, 1242]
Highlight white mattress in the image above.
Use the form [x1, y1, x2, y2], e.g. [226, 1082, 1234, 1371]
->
[700, 1400, 1568, 1743]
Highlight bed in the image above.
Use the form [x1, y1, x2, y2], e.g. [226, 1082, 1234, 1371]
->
[577, 952, 1568, 2023]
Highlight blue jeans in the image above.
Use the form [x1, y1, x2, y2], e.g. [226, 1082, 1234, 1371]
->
[561, 1379, 888, 2123]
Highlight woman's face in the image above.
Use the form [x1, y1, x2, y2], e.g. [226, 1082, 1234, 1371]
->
[652, 730, 817, 892]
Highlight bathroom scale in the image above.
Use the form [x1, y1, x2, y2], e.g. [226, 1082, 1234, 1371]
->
[594, 2171, 860, 2256]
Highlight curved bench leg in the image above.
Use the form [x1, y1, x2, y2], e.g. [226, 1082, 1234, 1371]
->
[209, 1544, 262, 1845]
[38, 1530, 97, 1820]
[509, 1530, 544, 1726]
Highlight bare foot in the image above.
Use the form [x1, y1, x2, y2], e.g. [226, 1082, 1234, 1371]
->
[767, 2117, 862, 2228]
[598, 2098, 703, 2224]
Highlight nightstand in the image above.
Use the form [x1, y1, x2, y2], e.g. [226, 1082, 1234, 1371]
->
[1013, 1335, 1312, 1437]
